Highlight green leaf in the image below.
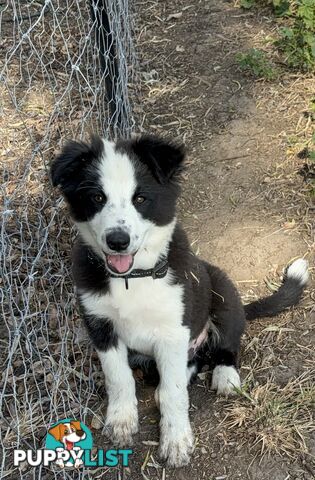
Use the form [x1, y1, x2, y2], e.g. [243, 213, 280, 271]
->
[280, 26, 294, 38]
[236, 48, 277, 79]
[240, 0, 256, 8]
[273, 0, 291, 16]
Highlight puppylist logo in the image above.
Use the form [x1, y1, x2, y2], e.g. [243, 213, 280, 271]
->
[13, 419, 132, 469]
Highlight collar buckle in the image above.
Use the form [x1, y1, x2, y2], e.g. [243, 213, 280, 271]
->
[152, 258, 168, 279]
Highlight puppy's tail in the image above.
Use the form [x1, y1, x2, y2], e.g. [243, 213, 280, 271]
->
[244, 259, 309, 321]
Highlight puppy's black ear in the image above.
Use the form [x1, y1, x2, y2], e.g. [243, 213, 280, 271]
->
[50, 135, 104, 190]
[130, 135, 185, 183]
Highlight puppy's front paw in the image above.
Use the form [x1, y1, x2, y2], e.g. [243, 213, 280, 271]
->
[211, 365, 240, 395]
[74, 458, 83, 469]
[105, 405, 138, 446]
[55, 459, 65, 469]
[159, 422, 194, 467]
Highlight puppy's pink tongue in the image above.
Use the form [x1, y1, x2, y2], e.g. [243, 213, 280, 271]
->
[107, 254, 133, 273]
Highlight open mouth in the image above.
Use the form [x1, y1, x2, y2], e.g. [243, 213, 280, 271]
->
[105, 253, 135, 274]
[65, 440, 74, 451]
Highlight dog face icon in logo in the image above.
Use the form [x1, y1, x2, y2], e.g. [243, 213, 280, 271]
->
[46, 419, 92, 469]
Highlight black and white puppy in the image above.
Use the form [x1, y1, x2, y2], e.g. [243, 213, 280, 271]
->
[51, 135, 308, 467]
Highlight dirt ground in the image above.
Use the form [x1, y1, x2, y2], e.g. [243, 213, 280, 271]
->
[108, 0, 314, 479]
[1, 0, 314, 479]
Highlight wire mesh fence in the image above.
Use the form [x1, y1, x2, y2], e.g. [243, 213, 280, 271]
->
[0, 1, 137, 477]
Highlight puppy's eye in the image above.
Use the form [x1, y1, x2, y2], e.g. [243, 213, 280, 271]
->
[134, 195, 146, 205]
[94, 193, 105, 204]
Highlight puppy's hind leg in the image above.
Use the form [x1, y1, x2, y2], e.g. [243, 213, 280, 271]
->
[205, 263, 246, 395]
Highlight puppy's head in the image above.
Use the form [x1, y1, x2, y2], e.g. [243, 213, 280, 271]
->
[51, 134, 185, 274]
[48, 421, 86, 445]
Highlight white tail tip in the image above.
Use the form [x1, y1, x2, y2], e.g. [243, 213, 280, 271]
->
[286, 258, 309, 286]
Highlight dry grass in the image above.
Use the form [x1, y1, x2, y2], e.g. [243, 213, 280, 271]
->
[223, 372, 315, 457]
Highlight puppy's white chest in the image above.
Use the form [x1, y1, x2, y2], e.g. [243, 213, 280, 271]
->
[81, 272, 185, 355]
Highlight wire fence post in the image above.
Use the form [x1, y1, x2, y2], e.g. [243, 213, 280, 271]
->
[90, 0, 135, 138]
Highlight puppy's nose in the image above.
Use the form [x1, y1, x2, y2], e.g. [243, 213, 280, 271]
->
[106, 230, 130, 252]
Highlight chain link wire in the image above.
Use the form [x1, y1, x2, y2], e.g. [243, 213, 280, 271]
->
[0, 1, 136, 477]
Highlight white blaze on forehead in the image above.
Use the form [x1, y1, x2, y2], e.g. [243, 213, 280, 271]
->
[99, 140, 137, 203]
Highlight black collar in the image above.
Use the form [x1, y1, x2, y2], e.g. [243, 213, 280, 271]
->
[109, 257, 169, 289]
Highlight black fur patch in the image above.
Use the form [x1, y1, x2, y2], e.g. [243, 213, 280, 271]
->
[50, 135, 105, 221]
[211, 348, 238, 367]
[117, 135, 185, 184]
[72, 239, 109, 293]
[115, 136, 185, 226]
[168, 224, 213, 339]
[244, 277, 306, 320]
[74, 242, 115, 351]
[82, 312, 117, 351]
[166, 224, 245, 374]
[131, 165, 180, 226]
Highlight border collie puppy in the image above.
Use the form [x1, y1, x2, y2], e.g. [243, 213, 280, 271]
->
[51, 135, 308, 467]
